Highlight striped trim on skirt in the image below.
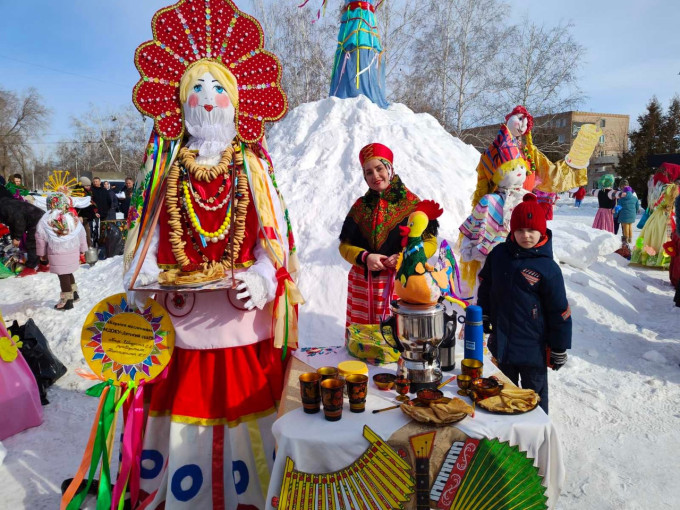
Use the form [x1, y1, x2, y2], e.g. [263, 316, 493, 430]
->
[345, 265, 394, 327]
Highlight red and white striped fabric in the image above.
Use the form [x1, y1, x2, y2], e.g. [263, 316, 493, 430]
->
[345, 265, 395, 327]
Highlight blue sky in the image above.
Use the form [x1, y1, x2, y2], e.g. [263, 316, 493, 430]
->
[0, 0, 677, 157]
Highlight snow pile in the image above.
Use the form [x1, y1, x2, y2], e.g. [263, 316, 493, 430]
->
[550, 218, 621, 269]
[268, 96, 480, 345]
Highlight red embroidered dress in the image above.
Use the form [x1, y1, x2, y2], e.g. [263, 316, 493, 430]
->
[157, 167, 259, 269]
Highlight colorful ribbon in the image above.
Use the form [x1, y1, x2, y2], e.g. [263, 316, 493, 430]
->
[273, 267, 304, 358]
[112, 381, 146, 510]
[63, 381, 116, 510]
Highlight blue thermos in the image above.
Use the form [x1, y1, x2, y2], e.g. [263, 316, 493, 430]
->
[464, 305, 484, 361]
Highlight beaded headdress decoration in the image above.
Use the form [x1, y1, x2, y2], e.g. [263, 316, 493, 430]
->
[132, 0, 287, 143]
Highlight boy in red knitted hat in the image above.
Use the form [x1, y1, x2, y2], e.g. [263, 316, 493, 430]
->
[477, 194, 572, 414]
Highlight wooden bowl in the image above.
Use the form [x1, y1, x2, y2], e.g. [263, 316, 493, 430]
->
[416, 388, 444, 403]
[372, 373, 396, 391]
[471, 377, 502, 399]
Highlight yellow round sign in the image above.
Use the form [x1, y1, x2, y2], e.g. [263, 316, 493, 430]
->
[81, 293, 174, 385]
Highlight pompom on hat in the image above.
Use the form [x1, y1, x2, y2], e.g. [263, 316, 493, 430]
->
[505, 105, 534, 133]
[510, 194, 547, 236]
[359, 143, 393, 166]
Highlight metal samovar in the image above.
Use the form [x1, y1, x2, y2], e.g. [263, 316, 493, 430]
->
[381, 300, 457, 392]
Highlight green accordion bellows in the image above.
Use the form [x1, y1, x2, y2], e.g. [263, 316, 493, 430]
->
[450, 439, 548, 510]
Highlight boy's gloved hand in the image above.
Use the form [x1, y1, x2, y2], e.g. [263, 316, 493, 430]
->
[482, 315, 493, 334]
[550, 350, 568, 371]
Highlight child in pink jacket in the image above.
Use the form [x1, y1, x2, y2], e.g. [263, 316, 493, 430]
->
[35, 193, 87, 310]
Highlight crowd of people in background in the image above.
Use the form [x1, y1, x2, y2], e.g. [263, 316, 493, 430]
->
[570, 167, 680, 308]
[0, 173, 134, 278]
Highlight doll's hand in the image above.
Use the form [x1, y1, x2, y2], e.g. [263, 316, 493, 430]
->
[382, 254, 399, 269]
[126, 272, 156, 311]
[234, 272, 269, 311]
[366, 253, 387, 271]
[235, 282, 256, 310]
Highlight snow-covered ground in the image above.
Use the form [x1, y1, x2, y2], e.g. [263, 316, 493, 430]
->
[1, 98, 679, 509]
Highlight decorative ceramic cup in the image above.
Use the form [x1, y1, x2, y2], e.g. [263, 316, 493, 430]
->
[461, 359, 483, 380]
[321, 378, 345, 421]
[317, 366, 339, 381]
[299, 372, 322, 414]
[346, 374, 369, 413]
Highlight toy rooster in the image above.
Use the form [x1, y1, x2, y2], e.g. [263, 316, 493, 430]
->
[395, 200, 448, 305]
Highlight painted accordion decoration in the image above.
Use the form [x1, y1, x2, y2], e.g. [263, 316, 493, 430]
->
[432, 438, 548, 510]
[277, 426, 415, 509]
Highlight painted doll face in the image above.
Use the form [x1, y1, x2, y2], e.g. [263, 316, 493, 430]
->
[185, 71, 233, 113]
[497, 163, 527, 190]
[507, 114, 528, 138]
[363, 158, 391, 192]
[182, 70, 237, 145]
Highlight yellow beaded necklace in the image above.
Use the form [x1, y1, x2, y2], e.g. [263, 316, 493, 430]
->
[181, 179, 232, 242]
[165, 144, 250, 270]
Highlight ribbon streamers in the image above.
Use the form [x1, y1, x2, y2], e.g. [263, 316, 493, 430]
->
[61, 381, 148, 510]
[61, 381, 116, 510]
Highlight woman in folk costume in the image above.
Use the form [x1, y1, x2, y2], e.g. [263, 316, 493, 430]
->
[339, 143, 438, 330]
[122, 1, 303, 508]
[590, 174, 626, 233]
[631, 164, 680, 268]
[328, 0, 388, 108]
[35, 192, 88, 310]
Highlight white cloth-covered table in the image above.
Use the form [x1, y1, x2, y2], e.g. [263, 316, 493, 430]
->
[265, 348, 565, 509]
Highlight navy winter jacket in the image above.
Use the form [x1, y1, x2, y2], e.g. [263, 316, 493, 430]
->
[477, 230, 572, 367]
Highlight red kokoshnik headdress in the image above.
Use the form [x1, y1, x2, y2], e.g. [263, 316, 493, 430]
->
[132, 0, 288, 143]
